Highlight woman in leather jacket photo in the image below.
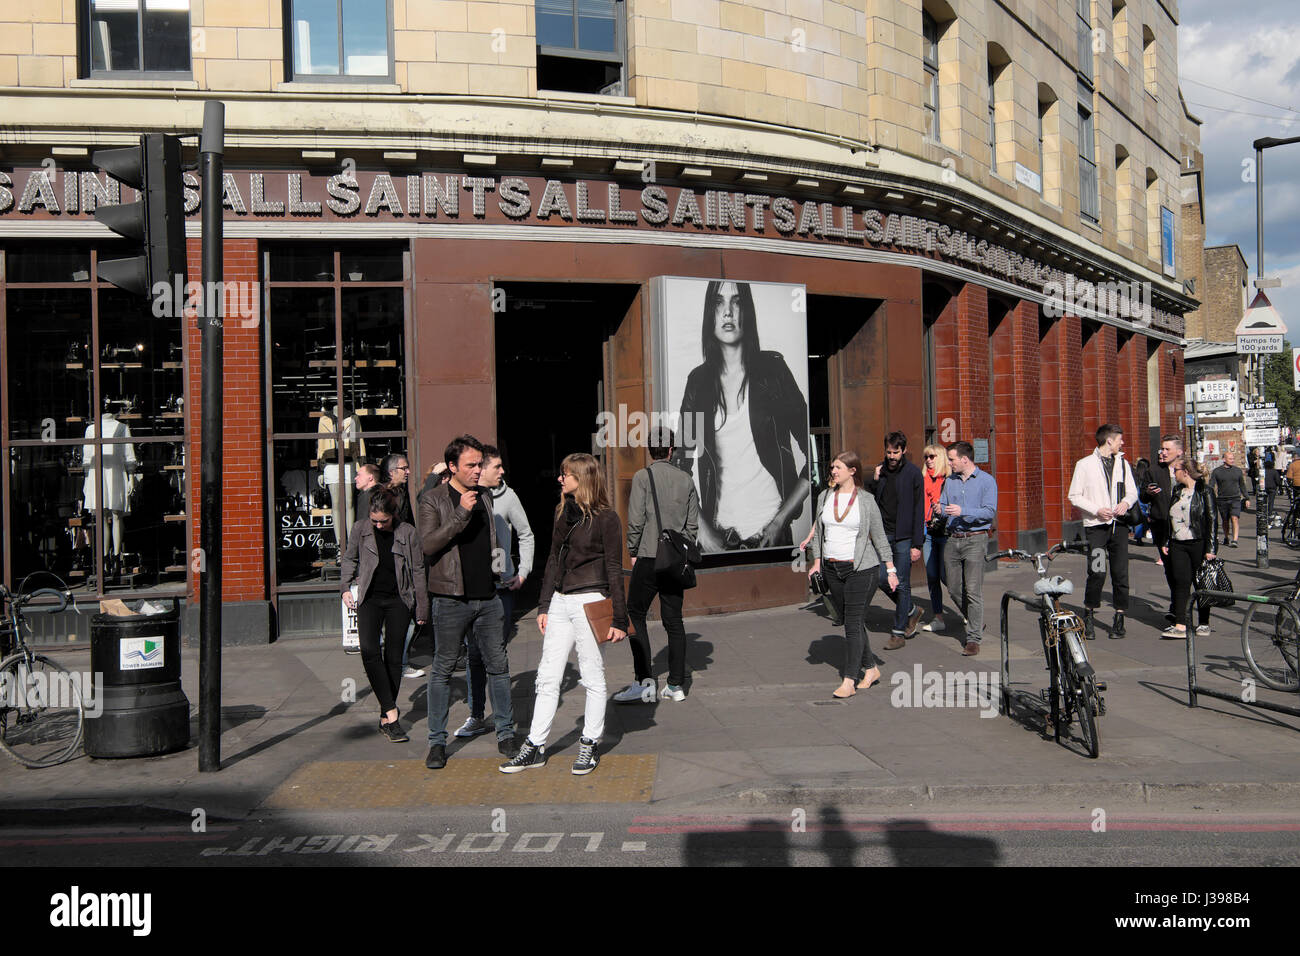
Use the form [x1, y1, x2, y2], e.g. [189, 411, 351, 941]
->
[1161, 458, 1219, 639]
[673, 280, 811, 552]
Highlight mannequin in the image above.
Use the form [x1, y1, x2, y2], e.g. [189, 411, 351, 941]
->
[317, 402, 365, 556]
[83, 409, 137, 578]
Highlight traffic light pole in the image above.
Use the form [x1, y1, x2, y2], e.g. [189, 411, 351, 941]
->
[199, 102, 225, 772]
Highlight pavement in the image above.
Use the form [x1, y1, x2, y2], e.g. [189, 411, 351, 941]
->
[6, 530, 1300, 821]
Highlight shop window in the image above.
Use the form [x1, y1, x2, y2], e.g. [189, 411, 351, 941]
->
[536, 0, 626, 95]
[82, 0, 192, 78]
[2, 245, 187, 596]
[286, 0, 393, 81]
[266, 243, 410, 590]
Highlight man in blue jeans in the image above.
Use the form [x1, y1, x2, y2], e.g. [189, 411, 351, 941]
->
[418, 434, 517, 770]
[867, 431, 925, 650]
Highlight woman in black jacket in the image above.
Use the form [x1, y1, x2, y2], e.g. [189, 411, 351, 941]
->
[674, 280, 810, 551]
[340, 488, 429, 741]
[500, 453, 627, 776]
[1161, 458, 1219, 638]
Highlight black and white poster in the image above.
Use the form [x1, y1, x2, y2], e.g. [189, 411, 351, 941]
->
[651, 277, 812, 555]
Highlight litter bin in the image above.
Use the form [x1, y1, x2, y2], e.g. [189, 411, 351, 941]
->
[85, 600, 190, 758]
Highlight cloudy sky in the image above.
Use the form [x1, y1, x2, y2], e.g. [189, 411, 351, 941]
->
[1179, 0, 1300, 338]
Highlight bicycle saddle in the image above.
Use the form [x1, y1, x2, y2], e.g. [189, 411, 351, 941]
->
[1034, 575, 1074, 596]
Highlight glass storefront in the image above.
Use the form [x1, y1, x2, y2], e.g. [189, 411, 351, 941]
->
[265, 242, 410, 591]
[2, 245, 187, 595]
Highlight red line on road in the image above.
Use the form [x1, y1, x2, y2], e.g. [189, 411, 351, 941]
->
[628, 821, 1300, 834]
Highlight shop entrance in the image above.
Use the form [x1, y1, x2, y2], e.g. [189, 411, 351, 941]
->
[493, 282, 638, 616]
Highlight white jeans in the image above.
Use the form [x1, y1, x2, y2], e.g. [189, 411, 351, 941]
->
[528, 591, 608, 746]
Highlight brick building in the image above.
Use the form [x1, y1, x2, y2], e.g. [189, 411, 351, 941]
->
[0, 0, 1198, 643]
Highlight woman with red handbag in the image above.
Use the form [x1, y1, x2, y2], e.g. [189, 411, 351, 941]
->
[500, 453, 627, 776]
[806, 452, 896, 698]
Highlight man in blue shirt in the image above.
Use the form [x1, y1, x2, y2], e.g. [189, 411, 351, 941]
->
[938, 441, 999, 656]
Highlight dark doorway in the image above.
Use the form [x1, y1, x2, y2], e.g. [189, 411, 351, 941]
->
[493, 282, 637, 619]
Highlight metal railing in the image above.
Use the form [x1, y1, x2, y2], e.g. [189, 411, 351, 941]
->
[1186, 589, 1300, 718]
[998, 590, 1049, 717]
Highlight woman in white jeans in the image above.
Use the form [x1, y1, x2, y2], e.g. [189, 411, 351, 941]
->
[500, 453, 627, 776]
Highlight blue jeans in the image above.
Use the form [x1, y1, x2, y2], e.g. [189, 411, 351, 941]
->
[878, 537, 915, 634]
[466, 588, 513, 719]
[426, 596, 514, 747]
[923, 531, 946, 616]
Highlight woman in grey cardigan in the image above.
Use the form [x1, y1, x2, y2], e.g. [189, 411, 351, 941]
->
[341, 487, 429, 742]
[807, 451, 897, 698]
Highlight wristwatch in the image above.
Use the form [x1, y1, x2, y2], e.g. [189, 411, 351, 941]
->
[886, 565, 897, 574]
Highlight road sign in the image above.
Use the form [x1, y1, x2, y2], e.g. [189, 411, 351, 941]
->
[1245, 428, 1281, 446]
[1244, 403, 1279, 427]
[1237, 291, 1287, 354]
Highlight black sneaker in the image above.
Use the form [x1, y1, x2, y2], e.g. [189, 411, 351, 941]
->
[499, 739, 546, 773]
[425, 744, 447, 770]
[571, 737, 599, 775]
[379, 719, 409, 743]
[1229, 540, 1239, 548]
[1083, 609, 1095, 641]
[498, 735, 519, 757]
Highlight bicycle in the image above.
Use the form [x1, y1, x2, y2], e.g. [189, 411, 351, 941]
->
[0, 577, 84, 768]
[1239, 563, 1300, 693]
[988, 541, 1105, 759]
[1281, 489, 1300, 550]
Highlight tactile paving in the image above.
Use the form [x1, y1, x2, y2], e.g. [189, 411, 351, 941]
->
[263, 754, 657, 809]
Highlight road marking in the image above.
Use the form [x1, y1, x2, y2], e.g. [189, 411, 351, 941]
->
[622, 840, 647, 851]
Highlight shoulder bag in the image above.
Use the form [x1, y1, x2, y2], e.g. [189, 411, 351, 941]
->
[648, 469, 701, 589]
[1195, 557, 1234, 609]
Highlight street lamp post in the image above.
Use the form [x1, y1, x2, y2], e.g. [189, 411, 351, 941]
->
[1249, 136, 1300, 570]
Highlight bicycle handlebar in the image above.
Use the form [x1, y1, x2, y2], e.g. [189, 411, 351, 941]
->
[9, 588, 70, 614]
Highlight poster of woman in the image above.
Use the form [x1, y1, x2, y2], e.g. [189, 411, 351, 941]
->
[652, 276, 812, 555]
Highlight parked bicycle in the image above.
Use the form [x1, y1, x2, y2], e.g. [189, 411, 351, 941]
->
[1239, 564, 1300, 693]
[989, 541, 1105, 758]
[1280, 493, 1300, 550]
[0, 576, 84, 768]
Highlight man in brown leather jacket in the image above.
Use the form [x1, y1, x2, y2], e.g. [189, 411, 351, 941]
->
[418, 434, 517, 770]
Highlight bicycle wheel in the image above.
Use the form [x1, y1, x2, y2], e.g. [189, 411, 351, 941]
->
[1241, 602, 1300, 693]
[0, 653, 84, 768]
[1062, 663, 1100, 758]
[1284, 512, 1300, 549]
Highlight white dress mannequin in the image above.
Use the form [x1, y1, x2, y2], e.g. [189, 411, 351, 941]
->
[317, 405, 365, 553]
[83, 411, 137, 561]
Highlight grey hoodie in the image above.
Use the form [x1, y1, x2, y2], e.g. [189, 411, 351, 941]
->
[488, 481, 535, 584]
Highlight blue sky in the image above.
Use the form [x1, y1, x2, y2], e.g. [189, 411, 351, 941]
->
[1179, 0, 1300, 339]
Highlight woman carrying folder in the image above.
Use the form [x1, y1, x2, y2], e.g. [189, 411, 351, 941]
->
[500, 453, 627, 776]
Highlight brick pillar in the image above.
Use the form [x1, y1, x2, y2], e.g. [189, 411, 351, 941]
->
[187, 238, 268, 630]
[1039, 316, 1064, 544]
[1158, 342, 1186, 439]
[991, 300, 1044, 549]
[1081, 322, 1119, 438]
[1058, 313, 1085, 538]
[952, 283, 990, 443]
[1117, 333, 1149, 457]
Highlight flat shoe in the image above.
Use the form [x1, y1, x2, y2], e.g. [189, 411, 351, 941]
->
[832, 685, 856, 699]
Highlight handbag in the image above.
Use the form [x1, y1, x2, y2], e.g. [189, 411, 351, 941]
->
[583, 597, 616, 643]
[647, 469, 701, 589]
[809, 570, 829, 595]
[1195, 557, 1234, 609]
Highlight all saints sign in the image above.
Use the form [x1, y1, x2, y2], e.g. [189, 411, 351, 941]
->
[0, 165, 1184, 336]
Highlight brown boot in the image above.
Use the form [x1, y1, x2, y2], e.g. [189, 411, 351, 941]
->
[884, 633, 906, 650]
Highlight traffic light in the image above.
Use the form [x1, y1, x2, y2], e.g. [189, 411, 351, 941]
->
[91, 133, 187, 298]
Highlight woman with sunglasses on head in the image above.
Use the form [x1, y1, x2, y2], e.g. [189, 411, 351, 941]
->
[1161, 457, 1218, 639]
[806, 451, 896, 698]
[500, 453, 627, 776]
[920, 444, 952, 632]
[340, 487, 428, 742]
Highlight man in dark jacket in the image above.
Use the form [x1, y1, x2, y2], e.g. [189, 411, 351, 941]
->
[1141, 435, 1182, 622]
[867, 431, 925, 649]
[419, 435, 517, 771]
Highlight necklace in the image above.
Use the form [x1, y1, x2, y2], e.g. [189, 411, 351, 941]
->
[833, 486, 857, 522]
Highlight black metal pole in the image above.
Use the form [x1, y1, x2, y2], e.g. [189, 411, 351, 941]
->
[199, 101, 225, 772]
[1255, 147, 1269, 569]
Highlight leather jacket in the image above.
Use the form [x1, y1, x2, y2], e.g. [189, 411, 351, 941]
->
[672, 350, 810, 529]
[340, 518, 429, 621]
[1170, 480, 1219, 547]
[418, 481, 499, 597]
[537, 503, 628, 631]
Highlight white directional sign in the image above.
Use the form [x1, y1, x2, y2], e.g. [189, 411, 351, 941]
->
[1236, 291, 1287, 354]
[1245, 428, 1281, 446]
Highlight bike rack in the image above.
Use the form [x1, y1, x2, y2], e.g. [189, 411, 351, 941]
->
[998, 590, 1048, 717]
[1185, 590, 1300, 718]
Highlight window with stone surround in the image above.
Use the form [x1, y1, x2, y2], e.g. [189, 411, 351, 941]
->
[1078, 100, 1100, 224]
[536, 0, 626, 96]
[1142, 24, 1157, 98]
[286, 0, 394, 82]
[80, 0, 192, 78]
[1076, 0, 1094, 85]
[923, 11, 940, 139]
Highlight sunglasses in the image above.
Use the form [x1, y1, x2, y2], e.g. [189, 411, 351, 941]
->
[924, 454, 936, 460]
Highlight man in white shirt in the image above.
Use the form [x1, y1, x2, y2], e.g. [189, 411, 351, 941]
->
[1068, 424, 1139, 639]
